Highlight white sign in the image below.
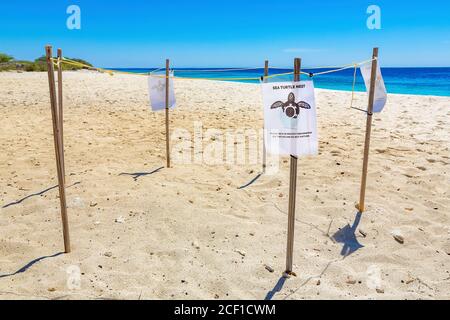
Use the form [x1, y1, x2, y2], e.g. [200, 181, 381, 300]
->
[261, 81, 318, 157]
[148, 72, 176, 111]
[360, 61, 387, 112]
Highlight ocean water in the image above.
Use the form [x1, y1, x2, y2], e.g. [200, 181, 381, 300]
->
[111, 67, 450, 97]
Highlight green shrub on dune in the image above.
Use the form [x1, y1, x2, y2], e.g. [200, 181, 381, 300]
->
[0, 52, 93, 72]
[0, 53, 17, 71]
[0, 53, 14, 63]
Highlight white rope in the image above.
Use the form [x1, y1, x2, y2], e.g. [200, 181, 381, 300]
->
[149, 67, 164, 74]
[173, 67, 264, 73]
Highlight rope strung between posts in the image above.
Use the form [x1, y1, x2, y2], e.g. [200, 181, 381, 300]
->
[173, 66, 301, 73]
[172, 71, 295, 81]
[51, 57, 376, 82]
[52, 56, 373, 114]
[52, 57, 149, 76]
[51, 57, 290, 80]
[55, 56, 61, 68]
[303, 58, 375, 72]
[301, 58, 375, 77]
[149, 67, 164, 74]
[174, 67, 266, 73]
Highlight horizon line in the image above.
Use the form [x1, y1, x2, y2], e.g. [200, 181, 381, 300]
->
[106, 66, 450, 69]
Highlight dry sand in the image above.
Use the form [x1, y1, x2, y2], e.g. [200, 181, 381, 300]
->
[0, 71, 449, 300]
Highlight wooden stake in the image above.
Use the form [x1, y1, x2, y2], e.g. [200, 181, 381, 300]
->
[285, 57, 301, 276]
[57, 48, 65, 184]
[165, 59, 171, 168]
[357, 48, 379, 213]
[45, 45, 71, 253]
[262, 60, 269, 173]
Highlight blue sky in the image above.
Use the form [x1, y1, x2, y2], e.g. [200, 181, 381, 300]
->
[1, 0, 449, 67]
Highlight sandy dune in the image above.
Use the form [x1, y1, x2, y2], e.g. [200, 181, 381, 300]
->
[0, 71, 449, 299]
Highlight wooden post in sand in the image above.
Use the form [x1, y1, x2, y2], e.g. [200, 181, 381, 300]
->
[357, 48, 379, 213]
[165, 59, 171, 168]
[262, 60, 269, 173]
[57, 48, 65, 184]
[285, 57, 301, 276]
[45, 45, 71, 253]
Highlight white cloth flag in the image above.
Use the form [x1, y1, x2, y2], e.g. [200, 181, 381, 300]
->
[360, 61, 387, 113]
[261, 81, 318, 157]
[148, 72, 176, 111]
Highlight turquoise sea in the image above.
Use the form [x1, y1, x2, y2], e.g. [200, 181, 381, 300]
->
[111, 67, 450, 97]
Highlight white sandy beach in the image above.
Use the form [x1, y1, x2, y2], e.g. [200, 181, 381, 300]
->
[0, 71, 449, 300]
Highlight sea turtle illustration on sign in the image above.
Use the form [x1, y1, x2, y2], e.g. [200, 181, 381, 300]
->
[270, 92, 311, 128]
[152, 79, 165, 93]
[271, 92, 311, 118]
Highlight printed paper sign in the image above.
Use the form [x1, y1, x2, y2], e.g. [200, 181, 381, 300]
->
[261, 81, 318, 157]
[360, 62, 387, 112]
[148, 72, 176, 111]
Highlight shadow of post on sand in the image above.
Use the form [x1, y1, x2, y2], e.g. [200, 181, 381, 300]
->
[0, 252, 64, 279]
[1, 182, 81, 209]
[264, 276, 287, 300]
[238, 172, 263, 189]
[119, 166, 164, 181]
[331, 211, 364, 257]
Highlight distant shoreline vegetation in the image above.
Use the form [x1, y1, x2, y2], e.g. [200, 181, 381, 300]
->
[0, 53, 92, 72]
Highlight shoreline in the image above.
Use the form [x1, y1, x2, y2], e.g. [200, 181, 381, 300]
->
[1, 70, 449, 99]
